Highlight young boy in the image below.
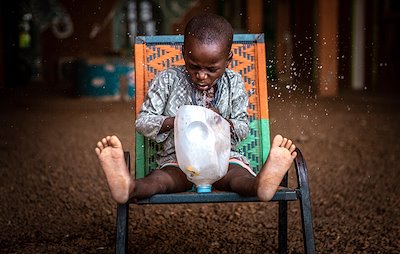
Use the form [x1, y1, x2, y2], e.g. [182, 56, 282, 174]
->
[95, 13, 297, 204]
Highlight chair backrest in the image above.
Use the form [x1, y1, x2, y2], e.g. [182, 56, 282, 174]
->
[134, 34, 270, 178]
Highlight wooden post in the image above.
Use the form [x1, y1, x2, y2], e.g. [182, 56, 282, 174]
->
[316, 0, 339, 97]
[275, 0, 291, 80]
[246, 0, 263, 33]
[351, 0, 366, 90]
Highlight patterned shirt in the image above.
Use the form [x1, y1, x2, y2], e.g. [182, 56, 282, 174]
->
[135, 66, 250, 167]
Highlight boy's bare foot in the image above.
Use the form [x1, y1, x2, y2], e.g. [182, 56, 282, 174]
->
[95, 135, 134, 204]
[256, 135, 297, 202]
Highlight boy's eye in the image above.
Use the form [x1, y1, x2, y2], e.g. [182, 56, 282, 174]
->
[189, 64, 200, 70]
[187, 64, 218, 73]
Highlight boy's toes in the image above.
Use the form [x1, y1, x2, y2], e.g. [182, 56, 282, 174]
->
[289, 144, 296, 153]
[271, 134, 284, 147]
[97, 141, 105, 150]
[106, 135, 112, 143]
[109, 135, 122, 147]
[291, 150, 297, 159]
[282, 138, 288, 148]
[285, 139, 293, 149]
[101, 137, 109, 147]
[95, 147, 101, 156]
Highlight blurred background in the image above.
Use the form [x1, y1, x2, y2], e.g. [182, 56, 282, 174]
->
[1, 0, 400, 98]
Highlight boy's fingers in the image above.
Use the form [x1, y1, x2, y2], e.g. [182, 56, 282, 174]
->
[209, 107, 220, 115]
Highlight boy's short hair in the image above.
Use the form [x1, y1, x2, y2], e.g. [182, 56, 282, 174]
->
[184, 13, 234, 55]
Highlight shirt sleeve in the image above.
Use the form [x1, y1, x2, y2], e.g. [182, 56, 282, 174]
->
[135, 71, 171, 143]
[228, 74, 250, 146]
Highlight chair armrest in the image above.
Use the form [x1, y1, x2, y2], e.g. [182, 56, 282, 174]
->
[293, 148, 311, 192]
[124, 151, 131, 173]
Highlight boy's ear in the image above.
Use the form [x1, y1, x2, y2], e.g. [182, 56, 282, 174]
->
[226, 51, 233, 66]
[181, 45, 185, 57]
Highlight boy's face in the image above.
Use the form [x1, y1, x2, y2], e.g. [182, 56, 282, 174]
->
[183, 37, 232, 91]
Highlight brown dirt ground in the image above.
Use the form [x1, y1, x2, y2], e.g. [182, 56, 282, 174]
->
[0, 85, 399, 254]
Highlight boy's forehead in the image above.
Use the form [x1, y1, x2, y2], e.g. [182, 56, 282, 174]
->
[184, 37, 227, 52]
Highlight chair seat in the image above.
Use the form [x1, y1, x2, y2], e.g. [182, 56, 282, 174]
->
[136, 188, 299, 205]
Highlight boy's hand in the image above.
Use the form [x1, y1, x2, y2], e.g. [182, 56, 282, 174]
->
[209, 107, 220, 115]
[209, 107, 234, 134]
[159, 117, 175, 134]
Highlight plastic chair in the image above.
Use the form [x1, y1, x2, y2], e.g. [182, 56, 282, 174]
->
[116, 34, 315, 254]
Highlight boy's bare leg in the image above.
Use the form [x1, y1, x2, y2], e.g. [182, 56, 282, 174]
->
[95, 135, 134, 204]
[214, 134, 297, 202]
[96, 135, 192, 203]
[256, 134, 297, 201]
[213, 164, 256, 194]
[132, 166, 193, 200]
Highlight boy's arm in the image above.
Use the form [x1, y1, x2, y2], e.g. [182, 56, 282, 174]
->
[159, 117, 175, 134]
[228, 99, 249, 145]
[135, 72, 173, 142]
[225, 75, 250, 145]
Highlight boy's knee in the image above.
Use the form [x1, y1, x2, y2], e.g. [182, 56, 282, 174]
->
[151, 168, 191, 193]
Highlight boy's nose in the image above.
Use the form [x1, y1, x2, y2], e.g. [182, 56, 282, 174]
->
[196, 70, 207, 80]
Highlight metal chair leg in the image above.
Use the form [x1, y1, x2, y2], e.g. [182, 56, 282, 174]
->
[116, 203, 129, 254]
[278, 200, 288, 254]
[294, 148, 316, 254]
[278, 173, 288, 254]
[299, 191, 315, 254]
[115, 151, 131, 254]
